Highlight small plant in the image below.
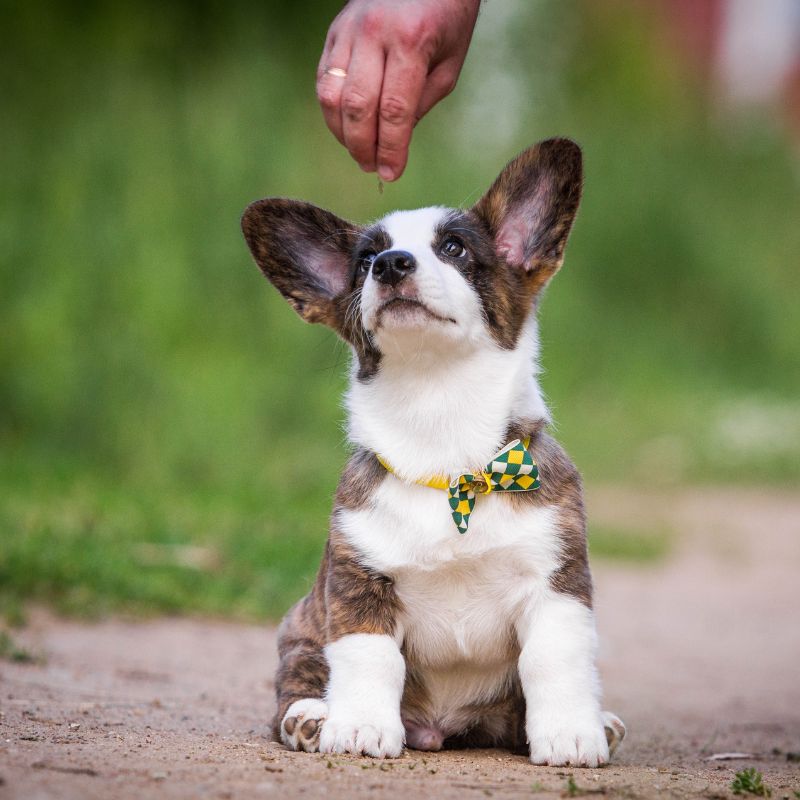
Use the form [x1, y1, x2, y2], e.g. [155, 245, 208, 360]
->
[0, 631, 38, 664]
[731, 768, 771, 797]
[562, 775, 606, 797]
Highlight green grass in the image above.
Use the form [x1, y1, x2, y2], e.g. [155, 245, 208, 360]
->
[562, 774, 606, 797]
[0, 630, 39, 664]
[731, 768, 772, 797]
[1, 1, 798, 620]
[0, 458, 332, 622]
[589, 525, 670, 564]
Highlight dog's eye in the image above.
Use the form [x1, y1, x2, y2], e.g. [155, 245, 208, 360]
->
[441, 237, 466, 259]
[358, 251, 377, 273]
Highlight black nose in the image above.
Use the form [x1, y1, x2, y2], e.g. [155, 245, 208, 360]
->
[371, 250, 416, 287]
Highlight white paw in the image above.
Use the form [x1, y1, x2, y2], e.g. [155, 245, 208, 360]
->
[281, 698, 328, 752]
[529, 715, 609, 768]
[318, 715, 405, 758]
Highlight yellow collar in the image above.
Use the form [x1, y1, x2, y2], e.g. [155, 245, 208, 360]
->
[375, 436, 532, 492]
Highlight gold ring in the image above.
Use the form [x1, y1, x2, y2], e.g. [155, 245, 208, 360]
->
[324, 67, 347, 78]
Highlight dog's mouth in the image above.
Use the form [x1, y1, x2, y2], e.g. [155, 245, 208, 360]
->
[375, 297, 456, 328]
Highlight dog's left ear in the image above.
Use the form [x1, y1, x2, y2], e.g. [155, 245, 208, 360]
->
[473, 138, 583, 281]
[241, 198, 360, 328]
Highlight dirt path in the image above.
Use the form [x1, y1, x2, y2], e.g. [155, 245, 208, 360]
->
[2, 487, 799, 799]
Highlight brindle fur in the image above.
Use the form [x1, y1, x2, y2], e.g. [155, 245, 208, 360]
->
[273, 521, 401, 738]
[244, 139, 594, 749]
[508, 421, 594, 609]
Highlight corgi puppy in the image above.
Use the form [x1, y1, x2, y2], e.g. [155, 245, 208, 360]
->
[242, 138, 625, 767]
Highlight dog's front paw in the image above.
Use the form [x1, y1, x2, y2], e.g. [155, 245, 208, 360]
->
[528, 715, 609, 768]
[319, 715, 404, 758]
[281, 698, 328, 752]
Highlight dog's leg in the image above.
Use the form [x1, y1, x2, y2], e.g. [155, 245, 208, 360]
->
[273, 599, 330, 753]
[517, 591, 609, 767]
[280, 696, 328, 752]
[318, 632, 406, 758]
[275, 643, 329, 752]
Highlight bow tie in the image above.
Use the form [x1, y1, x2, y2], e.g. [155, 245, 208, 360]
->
[447, 438, 540, 533]
[376, 437, 540, 534]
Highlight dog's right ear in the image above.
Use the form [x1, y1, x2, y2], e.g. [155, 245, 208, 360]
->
[473, 138, 583, 287]
[241, 199, 360, 326]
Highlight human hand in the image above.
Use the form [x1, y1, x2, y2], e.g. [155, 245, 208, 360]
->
[317, 0, 481, 181]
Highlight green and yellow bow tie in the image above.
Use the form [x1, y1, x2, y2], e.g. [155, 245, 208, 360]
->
[377, 437, 540, 534]
[447, 438, 540, 533]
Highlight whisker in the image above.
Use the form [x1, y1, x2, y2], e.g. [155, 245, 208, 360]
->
[342, 290, 369, 354]
[457, 185, 482, 208]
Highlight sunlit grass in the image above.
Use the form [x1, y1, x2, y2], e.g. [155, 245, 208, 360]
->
[589, 525, 671, 564]
[0, 458, 330, 623]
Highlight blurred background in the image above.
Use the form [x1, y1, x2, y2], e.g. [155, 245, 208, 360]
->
[1, 0, 799, 626]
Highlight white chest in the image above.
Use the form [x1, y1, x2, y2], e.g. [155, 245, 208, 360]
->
[336, 476, 562, 666]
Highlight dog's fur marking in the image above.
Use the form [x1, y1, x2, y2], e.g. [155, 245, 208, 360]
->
[243, 138, 624, 765]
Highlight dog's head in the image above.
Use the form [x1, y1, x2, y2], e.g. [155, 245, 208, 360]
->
[242, 138, 582, 378]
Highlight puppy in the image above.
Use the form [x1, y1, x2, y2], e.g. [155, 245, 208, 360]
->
[242, 138, 625, 767]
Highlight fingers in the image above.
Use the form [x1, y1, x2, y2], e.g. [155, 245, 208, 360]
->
[375, 50, 428, 181]
[318, 50, 452, 181]
[316, 35, 352, 147]
[340, 43, 385, 172]
[416, 61, 460, 121]
[317, 0, 480, 177]
[318, 31, 386, 172]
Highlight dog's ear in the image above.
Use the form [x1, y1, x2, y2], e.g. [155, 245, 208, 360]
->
[241, 199, 360, 326]
[473, 138, 582, 284]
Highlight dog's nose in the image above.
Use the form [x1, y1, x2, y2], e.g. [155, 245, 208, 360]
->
[371, 250, 416, 287]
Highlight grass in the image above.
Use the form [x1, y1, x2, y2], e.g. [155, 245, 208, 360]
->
[731, 768, 772, 797]
[0, 630, 39, 664]
[0, 459, 331, 623]
[564, 775, 581, 797]
[1, 1, 798, 620]
[562, 774, 606, 797]
[589, 525, 670, 564]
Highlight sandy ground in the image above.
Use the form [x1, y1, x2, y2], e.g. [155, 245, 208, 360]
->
[1, 486, 799, 799]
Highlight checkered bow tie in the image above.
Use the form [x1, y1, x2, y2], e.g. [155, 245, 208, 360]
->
[448, 438, 540, 533]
